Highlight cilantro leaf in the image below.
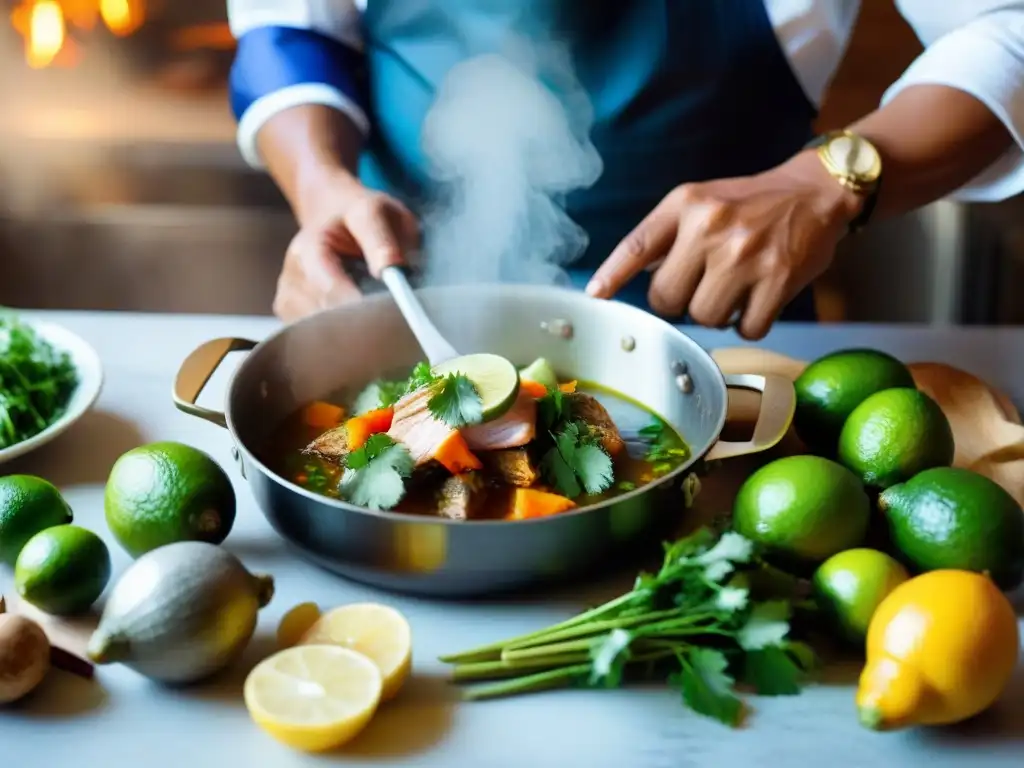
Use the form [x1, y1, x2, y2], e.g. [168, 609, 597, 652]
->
[540, 441, 581, 498]
[427, 373, 483, 427]
[574, 443, 615, 494]
[405, 361, 438, 393]
[737, 600, 792, 651]
[714, 586, 750, 613]
[339, 434, 415, 510]
[589, 628, 633, 688]
[540, 422, 614, 498]
[741, 646, 804, 696]
[352, 379, 407, 414]
[671, 648, 745, 727]
[536, 388, 565, 431]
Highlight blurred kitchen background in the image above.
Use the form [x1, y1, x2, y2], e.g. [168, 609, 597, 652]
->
[1, 0, 1022, 323]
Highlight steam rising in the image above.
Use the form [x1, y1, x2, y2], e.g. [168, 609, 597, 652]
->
[419, 36, 603, 288]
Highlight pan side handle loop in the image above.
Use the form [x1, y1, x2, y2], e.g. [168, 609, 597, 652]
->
[172, 338, 258, 428]
[705, 373, 795, 462]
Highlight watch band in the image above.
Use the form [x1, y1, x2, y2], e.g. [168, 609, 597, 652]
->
[803, 132, 881, 235]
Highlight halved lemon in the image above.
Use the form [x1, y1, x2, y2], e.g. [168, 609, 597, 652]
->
[276, 602, 322, 649]
[432, 353, 520, 422]
[244, 644, 383, 753]
[299, 602, 413, 701]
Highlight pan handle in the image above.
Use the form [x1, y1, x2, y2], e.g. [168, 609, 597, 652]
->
[172, 338, 258, 428]
[705, 373, 795, 462]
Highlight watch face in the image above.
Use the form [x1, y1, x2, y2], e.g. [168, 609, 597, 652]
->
[824, 133, 881, 182]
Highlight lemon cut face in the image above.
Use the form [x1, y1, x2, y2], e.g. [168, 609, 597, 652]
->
[299, 602, 413, 701]
[244, 645, 383, 753]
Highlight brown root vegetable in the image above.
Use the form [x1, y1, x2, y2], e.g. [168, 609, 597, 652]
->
[0, 614, 51, 704]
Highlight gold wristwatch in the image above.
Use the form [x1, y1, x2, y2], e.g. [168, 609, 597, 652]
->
[806, 129, 883, 234]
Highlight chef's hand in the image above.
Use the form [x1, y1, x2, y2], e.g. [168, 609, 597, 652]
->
[273, 170, 420, 322]
[586, 150, 864, 340]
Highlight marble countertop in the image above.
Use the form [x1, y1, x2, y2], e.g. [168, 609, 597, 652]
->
[1, 311, 1022, 768]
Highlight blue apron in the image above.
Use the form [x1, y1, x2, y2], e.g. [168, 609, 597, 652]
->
[357, 0, 819, 322]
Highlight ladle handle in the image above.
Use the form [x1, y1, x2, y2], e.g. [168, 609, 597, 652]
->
[380, 266, 459, 365]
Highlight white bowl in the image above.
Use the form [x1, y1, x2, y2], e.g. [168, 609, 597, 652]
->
[0, 320, 104, 465]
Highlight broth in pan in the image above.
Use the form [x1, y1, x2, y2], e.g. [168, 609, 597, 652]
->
[262, 358, 690, 521]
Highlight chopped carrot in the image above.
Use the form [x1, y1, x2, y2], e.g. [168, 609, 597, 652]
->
[301, 401, 346, 430]
[519, 379, 549, 399]
[433, 431, 483, 474]
[558, 380, 578, 393]
[508, 488, 576, 520]
[344, 407, 395, 450]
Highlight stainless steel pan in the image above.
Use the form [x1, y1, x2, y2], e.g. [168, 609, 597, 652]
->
[172, 285, 794, 597]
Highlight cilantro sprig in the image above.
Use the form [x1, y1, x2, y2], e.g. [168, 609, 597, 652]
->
[338, 433, 415, 510]
[427, 373, 483, 428]
[540, 421, 614, 498]
[439, 527, 818, 727]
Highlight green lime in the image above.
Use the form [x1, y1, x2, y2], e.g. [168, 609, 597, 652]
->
[0, 475, 74, 566]
[812, 548, 910, 645]
[432, 353, 521, 421]
[838, 388, 954, 490]
[519, 357, 559, 391]
[15, 524, 111, 615]
[879, 467, 1024, 589]
[104, 441, 236, 558]
[793, 349, 914, 456]
[733, 454, 871, 570]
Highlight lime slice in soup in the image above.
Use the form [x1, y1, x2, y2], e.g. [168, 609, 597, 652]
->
[432, 353, 520, 421]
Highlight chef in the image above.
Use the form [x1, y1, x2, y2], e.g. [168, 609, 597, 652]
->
[227, 1, 1024, 339]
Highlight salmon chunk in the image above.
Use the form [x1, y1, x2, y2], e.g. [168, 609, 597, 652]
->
[463, 390, 537, 450]
[387, 388, 482, 474]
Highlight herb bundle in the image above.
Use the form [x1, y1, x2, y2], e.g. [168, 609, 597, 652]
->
[439, 527, 818, 726]
[0, 313, 79, 449]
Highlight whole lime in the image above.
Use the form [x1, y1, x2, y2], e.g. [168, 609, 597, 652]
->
[879, 466, 1024, 590]
[794, 349, 914, 456]
[838, 388, 954, 490]
[15, 525, 111, 615]
[812, 548, 910, 646]
[733, 454, 871, 570]
[0, 475, 74, 566]
[104, 441, 236, 558]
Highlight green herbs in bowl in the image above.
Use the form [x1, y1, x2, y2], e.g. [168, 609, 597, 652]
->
[0, 312, 102, 462]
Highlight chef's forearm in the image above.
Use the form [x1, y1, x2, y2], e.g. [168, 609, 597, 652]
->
[256, 105, 365, 224]
[848, 84, 1013, 218]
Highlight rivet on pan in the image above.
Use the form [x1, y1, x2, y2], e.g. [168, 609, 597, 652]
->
[671, 360, 688, 376]
[621, 335, 636, 352]
[676, 373, 694, 394]
[540, 318, 574, 340]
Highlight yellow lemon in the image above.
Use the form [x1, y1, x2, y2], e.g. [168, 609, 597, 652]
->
[276, 602, 322, 649]
[244, 645, 383, 752]
[299, 602, 412, 701]
[857, 569, 1019, 730]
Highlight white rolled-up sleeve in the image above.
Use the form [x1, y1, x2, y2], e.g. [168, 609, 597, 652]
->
[227, 0, 370, 168]
[890, 1, 1024, 202]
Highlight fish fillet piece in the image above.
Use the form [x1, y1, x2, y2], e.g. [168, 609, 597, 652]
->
[463, 391, 537, 450]
[387, 388, 482, 473]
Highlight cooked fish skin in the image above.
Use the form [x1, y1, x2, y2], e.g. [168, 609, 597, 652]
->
[567, 393, 626, 456]
[437, 473, 483, 521]
[301, 425, 349, 463]
[481, 449, 539, 487]
[463, 391, 537, 450]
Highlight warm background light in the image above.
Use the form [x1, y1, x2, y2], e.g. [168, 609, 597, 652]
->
[9, 0, 147, 69]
